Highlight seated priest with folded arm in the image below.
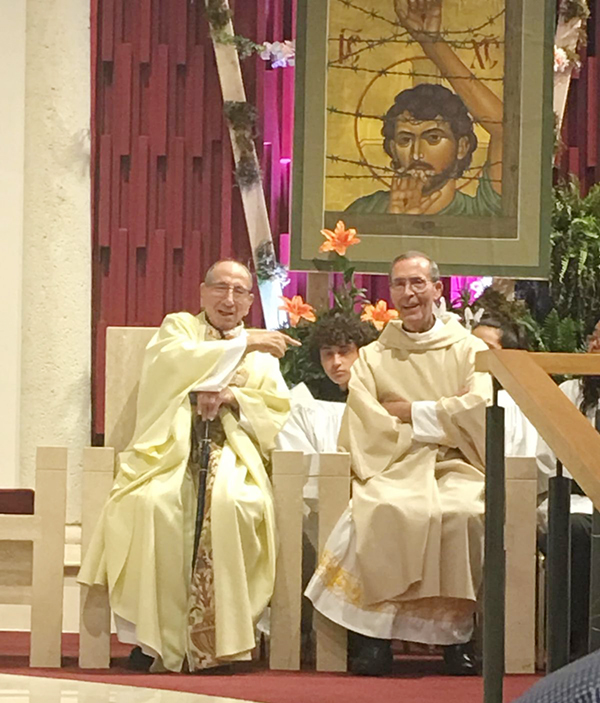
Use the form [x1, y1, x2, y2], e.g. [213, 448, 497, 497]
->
[78, 259, 299, 673]
[305, 251, 492, 677]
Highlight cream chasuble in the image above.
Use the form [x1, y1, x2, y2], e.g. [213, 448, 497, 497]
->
[306, 314, 492, 644]
[78, 312, 290, 672]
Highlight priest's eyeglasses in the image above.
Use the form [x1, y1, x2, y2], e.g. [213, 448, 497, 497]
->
[206, 283, 252, 300]
[390, 277, 430, 293]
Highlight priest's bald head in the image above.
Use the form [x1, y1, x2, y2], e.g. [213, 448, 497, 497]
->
[389, 251, 443, 333]
[200, 259, 254, 331]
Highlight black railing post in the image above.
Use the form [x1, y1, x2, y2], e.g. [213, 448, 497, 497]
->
[589, 410, 600, 652]
[484, 380, 505, 703]
[546, 460, 571, 672]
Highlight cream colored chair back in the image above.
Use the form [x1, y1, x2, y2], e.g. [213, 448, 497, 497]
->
[104, 327, 158, 456]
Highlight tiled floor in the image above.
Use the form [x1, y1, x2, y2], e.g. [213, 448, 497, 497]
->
[0, 675, 257, 703]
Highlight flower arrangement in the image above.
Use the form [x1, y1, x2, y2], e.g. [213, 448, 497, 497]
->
[361, 300, 399, 331]
[319, 221, 361, 256]
[279, 295, 317, 327]
[278, 221, 397, 391]
[260, 41, 295, 68]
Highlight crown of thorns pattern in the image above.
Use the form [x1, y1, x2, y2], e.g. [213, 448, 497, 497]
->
[327, 2, 505, 186]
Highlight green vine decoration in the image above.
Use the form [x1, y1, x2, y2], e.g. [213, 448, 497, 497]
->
[223, 100, 262, 188]
[205, 0, 268, 60]
[205, 0, 232, 31]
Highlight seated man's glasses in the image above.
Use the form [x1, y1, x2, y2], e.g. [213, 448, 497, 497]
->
[390, 277, 430, 293]
[206, 283, 252, 300]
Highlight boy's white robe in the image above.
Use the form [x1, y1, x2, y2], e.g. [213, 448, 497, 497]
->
[78, 312, 290, 671]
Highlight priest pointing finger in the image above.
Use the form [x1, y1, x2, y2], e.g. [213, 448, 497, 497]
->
[79, 259, 296, 672]
[306, 251, 492, 676]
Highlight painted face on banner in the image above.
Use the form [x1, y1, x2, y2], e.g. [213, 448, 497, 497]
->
[389, 112, 470, 193]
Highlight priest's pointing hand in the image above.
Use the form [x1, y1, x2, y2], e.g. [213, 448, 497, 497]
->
[246, 330, 301, 359]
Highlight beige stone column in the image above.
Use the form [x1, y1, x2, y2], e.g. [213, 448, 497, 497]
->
[20, 0, 91, 523]
[0, 1, 27, 488]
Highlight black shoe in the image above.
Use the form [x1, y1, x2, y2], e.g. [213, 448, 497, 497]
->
[349, 636, 393, 676]
[128, 646, 154, 671]
[443, 641, 478, 676]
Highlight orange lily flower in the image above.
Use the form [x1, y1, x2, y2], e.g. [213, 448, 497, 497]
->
[361, 300, 399, 331]
[279, 295, 317, 327]
[319, 220, 361, 256]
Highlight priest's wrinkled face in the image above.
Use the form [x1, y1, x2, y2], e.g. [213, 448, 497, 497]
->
[319, 343, 359, 391]
[200, 261, 254, 331]
[390, 256, 443, 333]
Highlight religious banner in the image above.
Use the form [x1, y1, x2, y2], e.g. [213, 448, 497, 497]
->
[291, 0, 555, 276]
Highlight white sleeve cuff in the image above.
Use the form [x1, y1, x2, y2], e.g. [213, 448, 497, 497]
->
[411, 400, 446, 444]
[191, 332, 247, 392]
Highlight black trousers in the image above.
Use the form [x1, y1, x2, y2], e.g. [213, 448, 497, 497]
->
[539, 513, 593, 655]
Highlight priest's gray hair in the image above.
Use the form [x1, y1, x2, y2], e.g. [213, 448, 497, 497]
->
[390, 251, 440, 282]
[204, 259, 253, 287]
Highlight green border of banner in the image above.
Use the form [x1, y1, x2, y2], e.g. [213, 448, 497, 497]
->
[291, 0, 555, 278]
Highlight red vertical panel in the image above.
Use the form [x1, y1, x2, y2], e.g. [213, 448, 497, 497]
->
[108, 229, 129, 324]
[98, 135, 113, 246]
[139, 0, 152, 63]
[167, 137, 185, 249]
[281, 68, 294, 159]
[114, 43, 133, 154]
[588, 57, 598, 169]
[149, 45, 168, 155]
[186, 45, 204, 156]
[569, 147, 580, 176]
[171, 0, 188, 65]
[101, 0, 115, 60]
[146, 229, 167, 320]
[94, 319, 108, 435]
[131, 136, 150, 247]
[219, 137, 233, 257]
[577, 63, 588, 185]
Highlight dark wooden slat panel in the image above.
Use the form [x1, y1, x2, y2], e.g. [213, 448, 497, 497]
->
[186, 45, 204, 157]
[98, 135, 113, 247]
[145, 229, 167, 321]
[107, 228, 129, 325]
[131, 136, 150, 247]
[114, 43, 133, 155]
[171, 0, 187, 65]
[166, 137, 185, 249]
[138, 0, 152, 63]
[101, 0, 115, 61]
[588, 57, 598, 169]
[149, 44, 168, 155]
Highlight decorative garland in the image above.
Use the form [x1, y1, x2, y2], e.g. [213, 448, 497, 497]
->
[559, 0, 590, 23]
[223, 100, 262, 189]
[255, 240, 289, 286]
[205, 0, 295, 65]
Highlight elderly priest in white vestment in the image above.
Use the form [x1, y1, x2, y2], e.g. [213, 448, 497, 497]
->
[306, 252, 492, 676]
[78, 260, 297, 673]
